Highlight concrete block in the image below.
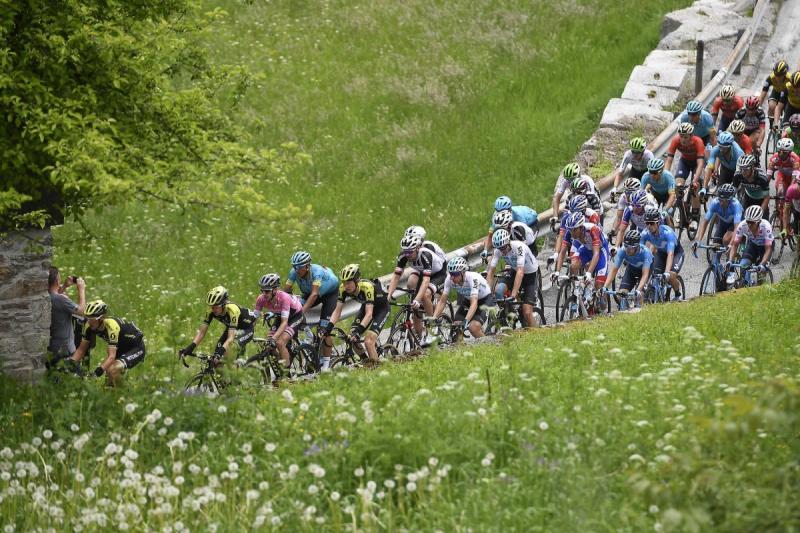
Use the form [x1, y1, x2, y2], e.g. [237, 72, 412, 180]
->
[621, 81, 681, 107]
[600, 98, 675, 131]
[659, 1, 748, 51]
[629, 64, 690, 91]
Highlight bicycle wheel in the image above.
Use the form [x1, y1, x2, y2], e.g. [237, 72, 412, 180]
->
[698, 268, 717, 296]
[665, 275, 686, 301]
[764, 129, 776, 171]
[184, 372, 220, 395]
[531, 306, 546, 327]
[291, 344, 317, 377]
[685, 203, 698, 241]
[673, 201, 686, 241]
[387, 315, 418, 355]
[557, 282, 577, 322]
[330, 350, 359, 369]
[756, 268, 774, 286]
[768, 210, 785, 264]
[704, 218, 716, 265]
[431, 314, 454, 346]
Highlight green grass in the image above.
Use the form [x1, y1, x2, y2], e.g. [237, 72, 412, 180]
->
[2, 281, 799, 530]
[51, 0, 690, 355]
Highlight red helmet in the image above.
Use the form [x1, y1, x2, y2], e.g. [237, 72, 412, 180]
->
[745, 95, 760, 110]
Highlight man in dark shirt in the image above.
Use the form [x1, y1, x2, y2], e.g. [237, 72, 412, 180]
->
[47, 266, 86, 363]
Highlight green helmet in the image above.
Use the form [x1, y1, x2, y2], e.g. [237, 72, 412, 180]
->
[562, 162, 581, 179]
[629, 137, 646, 153]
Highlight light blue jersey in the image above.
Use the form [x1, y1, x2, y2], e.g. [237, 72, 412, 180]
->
[641, 170, 676, 195]
[704, 197, 743, 225]
[678, 110, 715, 139]
[287, 264, 339, 297]
[614, 245, 654, 270]
[707, 142, 744, 171]
[641, 225, 679, 253]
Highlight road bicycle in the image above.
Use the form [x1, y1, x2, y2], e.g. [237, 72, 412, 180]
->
[181, 352, 227, 395]
[601, 287, 641, 311]
[693, 242, 730, 296]
[728, 262, 774, 288]
[671, 183, 701, 241]
[329, 332, 399, 368]
[555, 274, 610, 321]
[644, 271, 685, 304]
[386, 289, 453, 355]
[768, 193, 788, 264]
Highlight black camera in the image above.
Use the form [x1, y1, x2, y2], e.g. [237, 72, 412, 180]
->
[68, 275, 78, 284]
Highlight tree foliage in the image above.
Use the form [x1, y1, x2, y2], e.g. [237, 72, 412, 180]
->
[0, 0, 310, 230]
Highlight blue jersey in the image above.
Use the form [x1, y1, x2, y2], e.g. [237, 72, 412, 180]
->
[614, 245, 654, 270]
[641, 170, 676, 195]
[287, 264, 339, 297]
[704, 197, 743, 225]
[679, 110, 715, 139]
[490, 205, 538, 230]
[641, 225, 679, 253]
[707, 142, 744, 171]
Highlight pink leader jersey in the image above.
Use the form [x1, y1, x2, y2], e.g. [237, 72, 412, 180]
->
[254, 290, 303, 319]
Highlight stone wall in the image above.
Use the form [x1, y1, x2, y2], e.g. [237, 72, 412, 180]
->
[0, 229, 52, 382]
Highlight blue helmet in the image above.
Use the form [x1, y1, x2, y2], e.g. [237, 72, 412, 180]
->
[492, 229, 511, 248]
[717, 183, 736, 199]
[631, 189, 649, 208]
[718, 131, 734, 146]
[567, 194, 588, 213]
[564, 211, 586, 230]
[647, 158, 665, 173]
[290, 251, 311, 268]
[685, 100, 703, 114]
[494, 196, 513, 211]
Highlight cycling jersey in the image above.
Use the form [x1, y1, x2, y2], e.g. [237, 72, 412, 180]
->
[554, 173, 598, 196]
[338, 278, 388, 307]
[489, 240, 539, 274]
[667, 134, 706, 161]
[422, 240, 446, 262]
[510, 221, 536, 246]
[678, 110, 715, 140]
[641, 224, 679, 253]
[711, 96, 743, 120]
[613, 244, 654, 270]
[490, 206, 538, 230]
[732, 133, 753, 154]
[779, 82, 800, 109]
[254, 290, 303, 320]
[204, 303, 258, 331]
[708, 142, 744, 171]
[287, 264, 339, 297]
[641, 170, 676, 195]
[733, 108, 766, 133]
[733, 219, 774, 247]
[617, 149, 654, 174]
[768, 152, 800, 177]
[763, 73, 789, 96]
[564, 223, 609, 252]
[616, 190, 656, 212]
[786, 182, 800, 211]
[621, 204, 656, 232]
[395, 247, 445, 278]
[704, 197, 743, 225]
[81, 317, 143, 353]
[732, 168, 770, 199]
[442, 271, 492, 301]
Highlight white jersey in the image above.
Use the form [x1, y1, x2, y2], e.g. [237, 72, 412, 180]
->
[617, 149, 654, 174]
[423, 240, 446, 262]
[509, 221, 536, 246]
[489, 240, 539, 274]
[554, 172, 598, 196]
[733, 219, 774, 247]
[442, 271, 492, 301]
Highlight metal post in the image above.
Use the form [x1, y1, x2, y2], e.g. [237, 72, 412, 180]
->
[695, 40, 704, 95]
[734, 29, 745, 75]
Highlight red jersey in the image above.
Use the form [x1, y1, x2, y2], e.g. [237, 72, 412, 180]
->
[668, 135, 706, 161]
[733, 133, 753, 154]
[711, 96, 744, 120]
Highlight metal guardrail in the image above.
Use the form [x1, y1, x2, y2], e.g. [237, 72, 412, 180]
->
[306, 0, 770, 325]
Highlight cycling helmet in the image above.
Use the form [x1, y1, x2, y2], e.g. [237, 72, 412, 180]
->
[631, 189, 650, 208]
[643, 206, 661, 223]
[623, 230, 641, 247]
[774, 60, 789, 76]
[492, 209, 513, 228]
[492, 229, 511, 249]
[744, 205, 763, 222]
[685, 100, 703, 114]
[494, 196, 513, 211]
[564, 211, 586, 230]
[622, 177, 641, 193]
[745, 95, 760, 110]
[629, 137, 647, 153]
[339, 263, 361, 282]
[720, 84, 736, 100]
[647, 158, 665, 173]
[259, 273, 281, 290]
[290, 251, 311, 268]
[677, 122, 694, 136]
[447, 256, 468, 274]
[777, 137, 794, 152]
[717, 183, 736, 200]
[85, 300, 108, 318]
[400, 234, 423, 252]
[791, 72, 800, 87]
[567, 194, 588, 213]
[404, 225, 426, 240]
[207, 286, 228, 306]
[717, 131, 734, 147]
[570, 176, 593, 194]
[562, 162, 581, 179]
[728, 119, 746, 134]
[738, 153, 756, 169]
[789, 114, 800, 129]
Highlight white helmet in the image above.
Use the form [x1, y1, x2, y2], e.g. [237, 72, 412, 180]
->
[492, 209, 513, 228]
[400, 234, 423, 252]
[744, 205, 762, 222]
[404, 225, 426, 240]
[777, 138, 795, 152]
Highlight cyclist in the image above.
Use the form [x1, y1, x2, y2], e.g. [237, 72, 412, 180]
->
[641, 207, 684, 300]
[727, 119, 753, 155]
[775, 72, 800, 127]
[386, 234, 447, 340]
[551, 162, 596, 222]
[782, 114, 800, 155]
[679, 100, 715, 144]
[768, 137, 800, 198]
[492, 209, 538, 256]
[758, 60, 791, 126]
[610, 137, 654, 196]
[665, 122, 706, 229]
[570, 175, 603, 220]
[711, 84, 744, 132]
[486, 229, 540, 328]
[70, 300, 145, 386]
[330, 264, 389, 365]
[732, 154, 771, 219]
[734, 96, 767, 153]
[551, 212, 610, 292]
[692, 182, 743, 249]
[609, 177, 648, 241]
[404, 225, 446, 262]
[702, 131, 744, 191]
[782, 171, 800, 241]
[614, 190, 658, 250]
[640, 158, 676, 219]
[548, 194, 600, 273]
[603, 229, 653, 306]
[483, 196, 538, 258]
[283, 251, 340, 361]
[727, 205, 773, 272]
[180, 286, 258, 362]
[254, 274, 305, 371]
[433, 257, 493, 340]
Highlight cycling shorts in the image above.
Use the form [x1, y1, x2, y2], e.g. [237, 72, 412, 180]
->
[117, 343, 146, 370]
[574, 246, 609, 285]
[783, 103, 800, 124]
[675, 158, 699, 180]
[652, 190, 670, 206]
[354, 302, 389, 335]
[305, 291, 338, 332]
[741, 241, 768, 265]
[408, 269, 447, 297]
[455, 294, 495, 325]
[768, 88, 783, 102]
[742, 195, 769, 220]
[652, 245, 685, 274]
[620, 265, 644, 291]
[270, 311, 306, 340]
[716, 164, 735, 186]
[711, 219, 734, 242]
[501, 270, 540, 307]
[718, 116, 733, 133]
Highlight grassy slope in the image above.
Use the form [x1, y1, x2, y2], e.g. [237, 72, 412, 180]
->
[51, 0, 689, 353]
[2, 282, 799, 530]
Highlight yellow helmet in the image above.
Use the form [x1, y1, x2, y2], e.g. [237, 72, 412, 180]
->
[206, 286, 228, 306]
[85, 300, 108, 318]
[340, 264, 361, 282]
